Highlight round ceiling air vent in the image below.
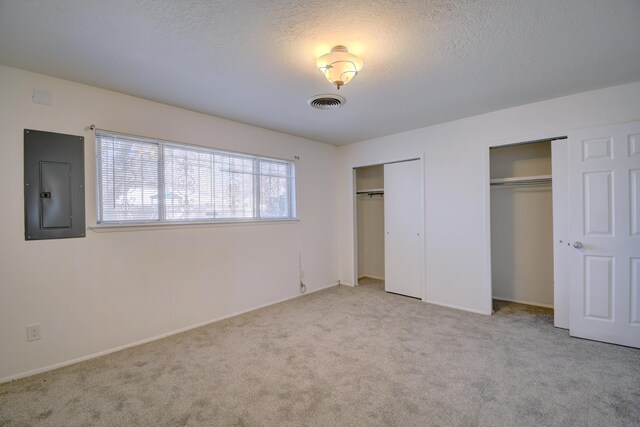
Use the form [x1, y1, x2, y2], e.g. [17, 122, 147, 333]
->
[307, 94, 346, 110]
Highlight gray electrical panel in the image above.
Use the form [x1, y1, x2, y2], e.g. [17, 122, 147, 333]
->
[24, 129, 85, 240]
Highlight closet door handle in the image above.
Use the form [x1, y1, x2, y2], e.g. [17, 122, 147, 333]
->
[573, 241, 583, 249]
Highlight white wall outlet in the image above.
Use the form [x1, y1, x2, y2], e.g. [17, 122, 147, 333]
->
[27, 324, 41, 342]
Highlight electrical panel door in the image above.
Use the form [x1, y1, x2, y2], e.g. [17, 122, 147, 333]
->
[24, 129, 85, 240]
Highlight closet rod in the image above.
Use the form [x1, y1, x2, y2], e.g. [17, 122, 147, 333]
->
[356, 190, 384, 197]
[490, 181, 551, 187]
[490, 179, 552, 187]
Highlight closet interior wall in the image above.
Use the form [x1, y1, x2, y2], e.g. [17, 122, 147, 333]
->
[356, 165, 384, 281]
[490, 141, 554, 308]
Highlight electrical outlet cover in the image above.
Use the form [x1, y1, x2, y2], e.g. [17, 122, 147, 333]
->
[27, 324, 41, 341]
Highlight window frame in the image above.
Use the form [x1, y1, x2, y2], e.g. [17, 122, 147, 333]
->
[94, 130, 297, 227]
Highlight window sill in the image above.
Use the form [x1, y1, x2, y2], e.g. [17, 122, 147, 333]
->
[89, 218, 300, 233]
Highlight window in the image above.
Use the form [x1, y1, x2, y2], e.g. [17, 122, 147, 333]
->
[96, 131, 296, 224]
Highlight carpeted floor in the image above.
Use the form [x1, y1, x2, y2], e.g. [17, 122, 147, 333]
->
[1, 280, 639, 426]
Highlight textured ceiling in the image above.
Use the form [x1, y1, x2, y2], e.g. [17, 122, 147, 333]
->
[1, 0, 639, 145]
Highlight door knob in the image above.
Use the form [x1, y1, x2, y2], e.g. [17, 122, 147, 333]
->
[573, 241, 583, 249]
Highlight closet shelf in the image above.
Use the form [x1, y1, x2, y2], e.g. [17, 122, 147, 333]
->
[490, 175, 552, 186]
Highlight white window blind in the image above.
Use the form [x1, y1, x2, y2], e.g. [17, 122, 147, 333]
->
[96, 131, 296, 224]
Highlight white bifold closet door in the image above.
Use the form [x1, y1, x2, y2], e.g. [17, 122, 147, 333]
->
[568, 121, 640, 348]
[384, 160, 424, 298]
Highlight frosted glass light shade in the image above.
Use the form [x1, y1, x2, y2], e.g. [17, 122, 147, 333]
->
[316, 46, 363, 90]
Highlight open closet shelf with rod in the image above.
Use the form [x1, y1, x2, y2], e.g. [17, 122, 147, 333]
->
[356, 188, 384, 197]
[490, 174, 552, 186]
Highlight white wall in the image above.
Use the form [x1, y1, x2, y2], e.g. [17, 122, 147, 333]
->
[490, 142, 553, 307]
[0, 66, 339, 382]
[338, 81, 640, 315]
[356, 166, 385, 280]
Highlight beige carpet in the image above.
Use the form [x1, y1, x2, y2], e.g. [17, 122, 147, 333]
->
[1, 281, 639, 426]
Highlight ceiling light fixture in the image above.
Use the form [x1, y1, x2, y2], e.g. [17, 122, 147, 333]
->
[316, 45, 363, 90]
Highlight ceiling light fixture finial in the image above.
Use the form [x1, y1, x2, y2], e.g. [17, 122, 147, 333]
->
[317, 45, 363, 90]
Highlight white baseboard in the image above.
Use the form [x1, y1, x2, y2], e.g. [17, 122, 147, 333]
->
[1, 282, 339, 385]
[492, 296, 554, 309]
[305, 282, 340, 295]
[423, 299, 491, 315]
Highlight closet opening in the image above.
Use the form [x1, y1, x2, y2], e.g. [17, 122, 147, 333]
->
[354, 165, 385, 287]
[489, 140, 555, 320]
[353, 158, 425, 299]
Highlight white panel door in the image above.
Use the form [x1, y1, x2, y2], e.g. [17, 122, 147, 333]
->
[384, 160, 424, 298]
[569, 121, 640, 348]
